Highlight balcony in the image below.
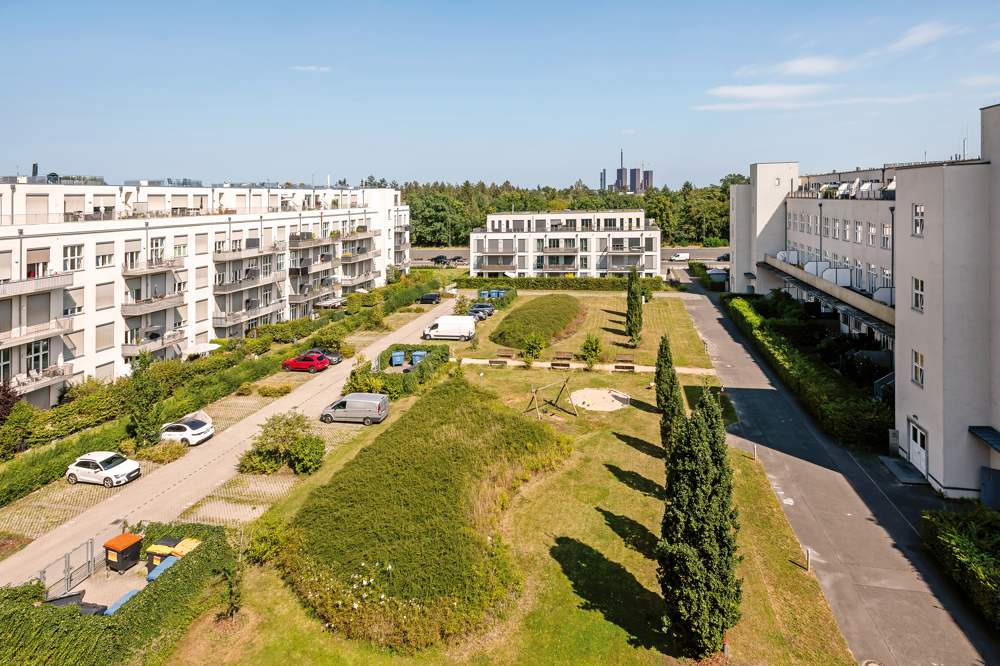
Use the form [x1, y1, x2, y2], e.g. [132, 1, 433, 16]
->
[608, 262, 644, 272]
[341, 271, 381, 287]
[540, 264, 578, 272]
[394, 242, 412, 251]
[341, 228, 378, 242]
[213, 270, 287, 294]
[121, 328, 186, 357]
[212, 241, 286, 261]
[121, 292, 185, 316]
[607, 246, 645, 254]
[481, 247, 516, 255]
[289, 283, 338, 304]
[13, 364, 73, 395]
[542, 246, 580, 254]
[306, 255, 339, 272]
[212, 298, 286, 327]
[0, 273, 74, 298]
[289, 232, 329, 249]
[340, 249, 380, 264]
[121, 257, 185, 276]
[0, 318, 73, 351]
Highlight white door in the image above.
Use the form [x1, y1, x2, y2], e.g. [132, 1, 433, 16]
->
[909, 422, 927, 475]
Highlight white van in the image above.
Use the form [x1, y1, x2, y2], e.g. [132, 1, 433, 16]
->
[669, 252, 690, 262]
[423, 316, 476, 341]
[321, 393, 389, 426]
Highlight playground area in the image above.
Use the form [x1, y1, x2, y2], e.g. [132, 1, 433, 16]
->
[571, 387, 631, 412]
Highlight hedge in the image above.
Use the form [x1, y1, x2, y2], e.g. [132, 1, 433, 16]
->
[456, 276, 666, 292]
[0, 522, 235, 666]
[688, 261, 726, 292]
[923, 508, 1000, 630]
[345, 344, 450, 400]
[725, 295, 892, 451]
[472, 287, 518, 310]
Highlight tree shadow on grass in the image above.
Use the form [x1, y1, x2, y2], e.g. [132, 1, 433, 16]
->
[629, 396, 659, 415]
[605, 463, 665, 500]
[549, 536, 670, 654]
[614, 431, 665, 460]
[596, 507, 660, 559]
[602, 326, 627, 337]
[602, 308, 625, 318]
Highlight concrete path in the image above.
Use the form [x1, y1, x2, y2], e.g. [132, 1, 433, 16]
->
[458, 357, 716, 375]
[0, 300, 456, 588]
[682, 280, 999, 665]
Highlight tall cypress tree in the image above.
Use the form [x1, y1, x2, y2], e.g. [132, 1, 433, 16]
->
[655, 334, 685, 455]
[657, 390, 742, 658]
[625, 265, 643, 346]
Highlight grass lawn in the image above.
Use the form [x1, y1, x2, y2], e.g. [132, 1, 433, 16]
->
[455, 294, 711, 368]
[168, 367, 849, 666]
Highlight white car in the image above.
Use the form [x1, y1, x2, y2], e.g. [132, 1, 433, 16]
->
[66, 452, 142, 488]
[159, 419, 214, 446]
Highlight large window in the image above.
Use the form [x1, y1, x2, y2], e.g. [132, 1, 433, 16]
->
[27, 340, 49, 373]
[882, 267, 892, 288]
[823, 217, 829, 236]
[913, 278, 924, 311]
[95, 251, 113, 267]
[867, 264, 877, 291]
[63, 245, 84, 272]
[833, 218, 840, 238]
[150, 237, 165, 263]
[913, 204, 925, 236]
[881, 224, 892, 249]
[912, 350, 924, 386]
[868, 223, 877, 246]
[855, 220, 863, 243]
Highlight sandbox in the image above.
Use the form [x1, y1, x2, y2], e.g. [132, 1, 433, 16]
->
[571, 388, 631, 412]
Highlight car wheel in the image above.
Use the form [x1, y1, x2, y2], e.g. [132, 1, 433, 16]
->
[308, 365, 317, 374]
[363, 417, 373, 426]
[322, 414, 334, 424]
[283, 365, 291, 372]
[103, 477, 113, 488]
[67, 473, 77, 485]
[181, 438, 190, 447]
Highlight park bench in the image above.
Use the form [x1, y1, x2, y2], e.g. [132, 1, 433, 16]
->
[488, 359, 508, 368]
[552, 351, 574, 361]
[615, 354, 635, 363]
[614, 364, 636, 373]
[550, 361, 571, 370]
[497, 348, 516, 359]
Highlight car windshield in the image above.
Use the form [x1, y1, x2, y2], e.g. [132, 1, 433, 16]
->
[100, 454, 127, 470]
[184, 420, 207, 429]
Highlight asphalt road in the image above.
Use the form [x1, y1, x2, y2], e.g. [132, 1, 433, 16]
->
[411, 246, 730, 269]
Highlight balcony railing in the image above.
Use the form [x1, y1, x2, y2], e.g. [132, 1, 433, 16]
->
[340, 250, 376, 264]
[481, 247, 516, 255]
[121, 328, 186, 356]
[212, 241, 286, 261]
[289, 233, 330, 249]
[212, 298, 286, 327]
[0, 273, 74, 298]
[121, 257, 185, 276]
[121, 292, 185, 316]
[393, 242, 412, 251]
[341, 271, 381, 287]
[212, 270, 286, 294]
[542, 246, 580, 254]
[0, 203, 355, 226]
[0, 317, 73, 350]
[608, 246, 645, 254]
[341, 229, 378, 241]
[289, 284, 338, 304]
[608, 262, 644, 272]
[540, 264, 578, 272]
[12, 364, 73, 395]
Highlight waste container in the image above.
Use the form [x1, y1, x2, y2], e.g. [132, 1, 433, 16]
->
[104, 589, 140, 615]
[480, 291, 489, 299]
[391, 351, 405, 366]
[146, 555, 179, 582]
[146, 537, 182, 573]
[104, 533, 143, 573]
[170, 538, 201, 558]
[490, 290, 500, 299]
[411, 351, 428, 365]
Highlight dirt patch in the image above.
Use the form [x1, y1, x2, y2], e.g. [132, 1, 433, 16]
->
[0, 531, 32, 561]
[551, 301, 589, 344]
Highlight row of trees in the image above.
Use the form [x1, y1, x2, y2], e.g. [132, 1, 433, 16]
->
[397, 175, 749, 247]
[655, 334, 742, 658]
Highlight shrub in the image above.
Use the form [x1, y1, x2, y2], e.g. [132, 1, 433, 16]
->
[0, 380, 20, 429]
[283, 377, 573, 652]
[0, 522, 235, 666]
[522, 332, 545, 360]
[237, 411, 321, 475]
[703, 236, 729, 248]
[235, 382, 254, 396]
[453, 294, 470, 316]
[346, 293, 362, 315]
[0, 402, 43, 461]
[290, 434, 325, 475]
[580, 333, 603, 370]
[124, 350, 165, 449]
[489, 294, 581, 350]
[456, 276, 667, 292]
[688, 261, 726, 292]
[923, 507, 1000, 630]
[135, 440, 188, 465]
[245, 513, 290, 565]
[364, 302, 387, 331]
[258, 384, 293, 398]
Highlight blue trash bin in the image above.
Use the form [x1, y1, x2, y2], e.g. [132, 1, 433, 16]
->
[490, 290, 500, 299]
[480, 291, 489, 299]
[391, 351, 405, 366]
[411, 351, 428, 365]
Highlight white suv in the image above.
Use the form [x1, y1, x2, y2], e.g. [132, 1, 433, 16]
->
[66, 452, 142, 488]
[159, 419, 214, 446]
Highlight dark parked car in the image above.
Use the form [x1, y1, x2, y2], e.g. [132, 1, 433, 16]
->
[416, 292, 441, 304]
[717, 253, 730, 261]
[470, 310, 488, 321]
[306, 348, 343, 365]
[450, 256, 467, 264]
[430, 255, 448, 261]
[282, 354, 330, 373]
[469, 303, 495, 316]
[431, 257, 450, 265]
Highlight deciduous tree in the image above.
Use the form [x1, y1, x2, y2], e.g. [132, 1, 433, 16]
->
[124, 350, 165, 449]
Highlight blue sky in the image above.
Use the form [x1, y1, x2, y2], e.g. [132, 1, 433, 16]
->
[1, 1, 998, 190]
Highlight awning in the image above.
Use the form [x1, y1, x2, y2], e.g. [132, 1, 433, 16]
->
[280, 193, 294, 199]
[744, 272, 757, 279]
[141, 325, 163, 336]
[756, 261, 895, 339]
[504, 271, 517, 278]
[969, 426, 1000, 454]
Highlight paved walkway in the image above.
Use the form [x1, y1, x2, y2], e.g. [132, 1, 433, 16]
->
[0, 300, 455, 588]
[681, 279, 999, 665]
[458, 357, 716, 375]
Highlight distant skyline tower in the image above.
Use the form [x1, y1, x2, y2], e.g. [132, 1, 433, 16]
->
[616, 168, 627, 191]
[600, 168, 606, 190]
[629, 168, 640, 193]
[643, 170, 653, 191]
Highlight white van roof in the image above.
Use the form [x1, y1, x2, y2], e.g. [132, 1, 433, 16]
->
[433, 316, 477, 324]
[343, 393, 388, 401]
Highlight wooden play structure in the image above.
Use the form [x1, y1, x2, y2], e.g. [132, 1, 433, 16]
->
[525, 374, 579, 420]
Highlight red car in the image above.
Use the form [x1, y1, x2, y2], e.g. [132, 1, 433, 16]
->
[282, 354, 330, 374]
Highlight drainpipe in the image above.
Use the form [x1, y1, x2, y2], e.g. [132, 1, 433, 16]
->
[818, 202, 823, 264]
[889, 205, 895, 294]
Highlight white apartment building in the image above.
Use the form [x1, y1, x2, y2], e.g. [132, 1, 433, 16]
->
[0, 177, 411, 408]
[470, 210, 662, 279]
[730, 102, 1000, 502]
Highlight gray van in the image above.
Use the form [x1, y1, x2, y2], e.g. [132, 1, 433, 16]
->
[320, 393, 389, 426]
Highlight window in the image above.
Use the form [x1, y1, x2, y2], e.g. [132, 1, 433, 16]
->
[581, 238, 588, 252]
[125, 287, 141, 304]
[262, 286, 272, 303]
[63, 288, 83, 316]
[806, 215, 812, 234]
[792, 213, 798, 230]
[823, 217, 829, 237]
[912, 350, 924, 386]
[124, 251, 140, 269]
[775, 177, 780, 186]
[913, 204, 925, 236]
[536, 239, 544, 252]
[173, 242, 188, 257]
[881, 224, 892, 249]
[63, 245, 84, 271]
[0, 349, 10, 382]
[855, 221, 862, 243]
[27, 340, 49, 372]
[548, 238, 560, 249]
[231, 238, 242, 252]
[882, 267, 891, 288]
[832, 253, 839, 266]
[867, 264, 877, 291]
[124, 325, 141, 345]
[868, 223, 876, 246]
[322, 220, 330, 238]
[96, 282, 115, 310]
[786, 213, 792, 228]
[913, 278, 924, 311]
[842, 221, 850, 240]
[277, 253, 285, 271]
[95, 252, 113, 267]
[580, 257, 589, 269]
[215, 271, 225, 286]
[833, 218, 839, 237]
[150, 237, 164, 262]
[854, 259, 862, 287]
[262, 255, 272, 277]
[564, 238, 576, 249]
[214, 240, 226, 253]
[174, 278, 187, 293]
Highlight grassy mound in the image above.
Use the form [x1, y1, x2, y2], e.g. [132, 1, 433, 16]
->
[283, 375, 572, 652]
[489, 294, 581, 349]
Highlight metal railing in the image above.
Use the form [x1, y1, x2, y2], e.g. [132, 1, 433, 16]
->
[121, 257, 185, 275]
[212, 298, 286, 326]
[341, 271, 381, 287]
[120, 292, 185, 316]
[12, 363, 73, 394]
[0, 317, 72, 348]
[542, 246, 580, 254]
[0, 273, 74, 297]
[212, 241, 286, 261]
[212, 270, 286, 294]
[122, 328, 186, 356]
[874, 372, 895, 399]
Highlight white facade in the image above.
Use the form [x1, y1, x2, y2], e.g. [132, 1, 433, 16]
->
[730, 103, 1000, 500]
[470, 210, 662, 279]
[0, 179, 410, 407]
